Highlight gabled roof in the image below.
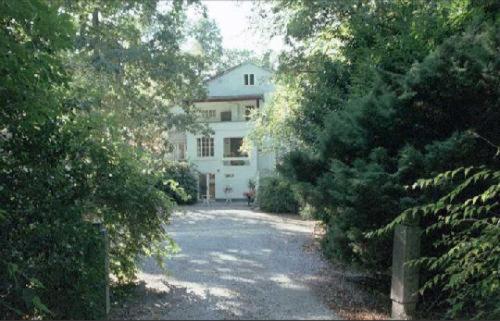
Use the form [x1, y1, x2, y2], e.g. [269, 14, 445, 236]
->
[206, 61, 272, 83]
[192, 94, 264, 103]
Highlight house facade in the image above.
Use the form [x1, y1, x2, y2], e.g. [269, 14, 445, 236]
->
[170, 62, 276, 200]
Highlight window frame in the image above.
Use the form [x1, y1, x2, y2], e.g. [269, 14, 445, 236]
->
[243, 74, 255, 86]
[197, 137, 214, 158]
[223, 137, 248, 158]
[220, 111, 232, 122]
[201, 110, 216, 120]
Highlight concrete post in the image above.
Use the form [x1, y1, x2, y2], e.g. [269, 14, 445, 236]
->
[390, 224, 421, 320]
[101, 226, 110, 316]
[93, 223, 110, 317]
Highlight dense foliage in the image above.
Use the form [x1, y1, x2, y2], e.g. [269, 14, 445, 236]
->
[257, 176, 299, 214]
[250, 0, 499, 318]
[372, 166, 500, 319]
[159, 162, 198, 205]
[0, 0, 220, 319]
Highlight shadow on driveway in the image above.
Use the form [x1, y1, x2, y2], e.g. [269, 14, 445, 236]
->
[112, 203, 339, 320]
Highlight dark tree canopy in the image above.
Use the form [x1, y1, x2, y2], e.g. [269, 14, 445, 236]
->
[251, 1, 499, 318]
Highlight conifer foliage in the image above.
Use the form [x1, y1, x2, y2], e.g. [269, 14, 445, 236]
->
[251, 1, 499, 317]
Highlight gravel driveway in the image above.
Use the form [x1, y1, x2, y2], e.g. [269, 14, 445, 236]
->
[115, 203, 339, 320]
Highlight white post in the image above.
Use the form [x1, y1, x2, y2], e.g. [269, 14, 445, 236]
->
[390, 224, 421, 320]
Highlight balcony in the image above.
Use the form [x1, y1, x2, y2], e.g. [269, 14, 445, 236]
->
[195, 97, 260, 124]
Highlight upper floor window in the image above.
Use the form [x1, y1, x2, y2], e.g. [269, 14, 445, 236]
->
[197, 137, 214, 157]
[220, 111, 232, 122]
[223, 137, 248, 158]
[201, 110, 216, 120]
[244, 74, 255, 85]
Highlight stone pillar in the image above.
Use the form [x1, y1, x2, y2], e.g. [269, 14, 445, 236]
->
[94, 223, 110, 317]
[390, 224, 421, 320]
[101, 226, 110, 316]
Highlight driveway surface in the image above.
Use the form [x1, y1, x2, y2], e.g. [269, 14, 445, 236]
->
[116, 203, 339, 320]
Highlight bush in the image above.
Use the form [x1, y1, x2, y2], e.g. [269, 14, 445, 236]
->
[159, 162, 198, 205]
[277, 12, 500, 277]
[0, 2, 176, 318]
[373, 166, 500, 319]
[257, 176, 299, 213]
[0, 114, 176, 319]
[298, 203, 319, 220]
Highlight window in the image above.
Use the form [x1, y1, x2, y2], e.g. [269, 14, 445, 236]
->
[197, 137, 214, 157]
[225, 173, 234, 178]
[220, 111, 232, 122]
[201, 110, 216, 120]
[223, 137, 248, 158]
[245, 105, 255, 121]
[244, 74, 255, 85]
[176, 142, 186, 160]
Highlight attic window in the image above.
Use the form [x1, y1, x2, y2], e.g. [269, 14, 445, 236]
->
[244, 74, 255, 85]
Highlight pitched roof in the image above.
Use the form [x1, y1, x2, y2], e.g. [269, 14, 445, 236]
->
[192, 94, 264, 103]
[206, 61, 272, 83]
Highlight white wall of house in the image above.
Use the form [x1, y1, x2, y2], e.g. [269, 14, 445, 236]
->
[207, 62, 274, 97]
[169, 62, 276, 200]
[186, 121, 259, 199]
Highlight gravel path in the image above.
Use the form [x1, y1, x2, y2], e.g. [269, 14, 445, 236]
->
[115, 203, 339, 320]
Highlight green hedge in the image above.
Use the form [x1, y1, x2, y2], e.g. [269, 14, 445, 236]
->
[257, 176, 299, 213]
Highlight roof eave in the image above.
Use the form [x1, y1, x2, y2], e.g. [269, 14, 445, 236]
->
[191, 94, 264, 103]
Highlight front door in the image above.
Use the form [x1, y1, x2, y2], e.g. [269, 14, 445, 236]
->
[198, 173, 215, 199]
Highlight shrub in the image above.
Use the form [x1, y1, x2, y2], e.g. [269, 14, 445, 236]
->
[276, 13, 500, 277]
[257, 176, 299, 213]
[372, 166, 500, 319]
[0, 114, 176, 319]
[159, 162, 198, 205]
[298, 203, 318, 220]
[0, 2, 177, 318]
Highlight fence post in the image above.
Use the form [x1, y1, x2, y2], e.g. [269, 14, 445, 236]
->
[93, 223, 110, 317]
[390, 224, 421, 320]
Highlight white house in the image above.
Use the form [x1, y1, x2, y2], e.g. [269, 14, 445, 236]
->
[169, 62, 276, 200]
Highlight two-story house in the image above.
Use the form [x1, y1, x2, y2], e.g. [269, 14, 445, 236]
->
[170, 62, 276, 201]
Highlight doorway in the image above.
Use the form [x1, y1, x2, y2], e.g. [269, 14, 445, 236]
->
[198, 173, 215, 200]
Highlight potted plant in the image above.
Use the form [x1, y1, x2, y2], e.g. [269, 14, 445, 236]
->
[243, 179, 256, 206]
[224, 185, 233, 204]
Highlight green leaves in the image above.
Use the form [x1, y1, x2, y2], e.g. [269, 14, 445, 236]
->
[64, 0, 219, 158]
[257, 175, 299, 214]
[31, 296, 52, 315]
[254, 1, 500, 318]
[374, 166, 500, 319]
[22, 288, 52, 316]
[157, 162, 198, 205]
[1, 0, 212, 319]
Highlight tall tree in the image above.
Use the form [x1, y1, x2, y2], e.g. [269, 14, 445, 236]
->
[0, 0, 222, 318]
[250, 1, 499, 317]
[65, 0, 222, 158]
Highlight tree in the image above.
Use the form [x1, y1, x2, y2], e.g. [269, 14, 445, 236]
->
[64, 0, 221, 159]
[250, 1, 499, 317]
[0, 0, 221, 318]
